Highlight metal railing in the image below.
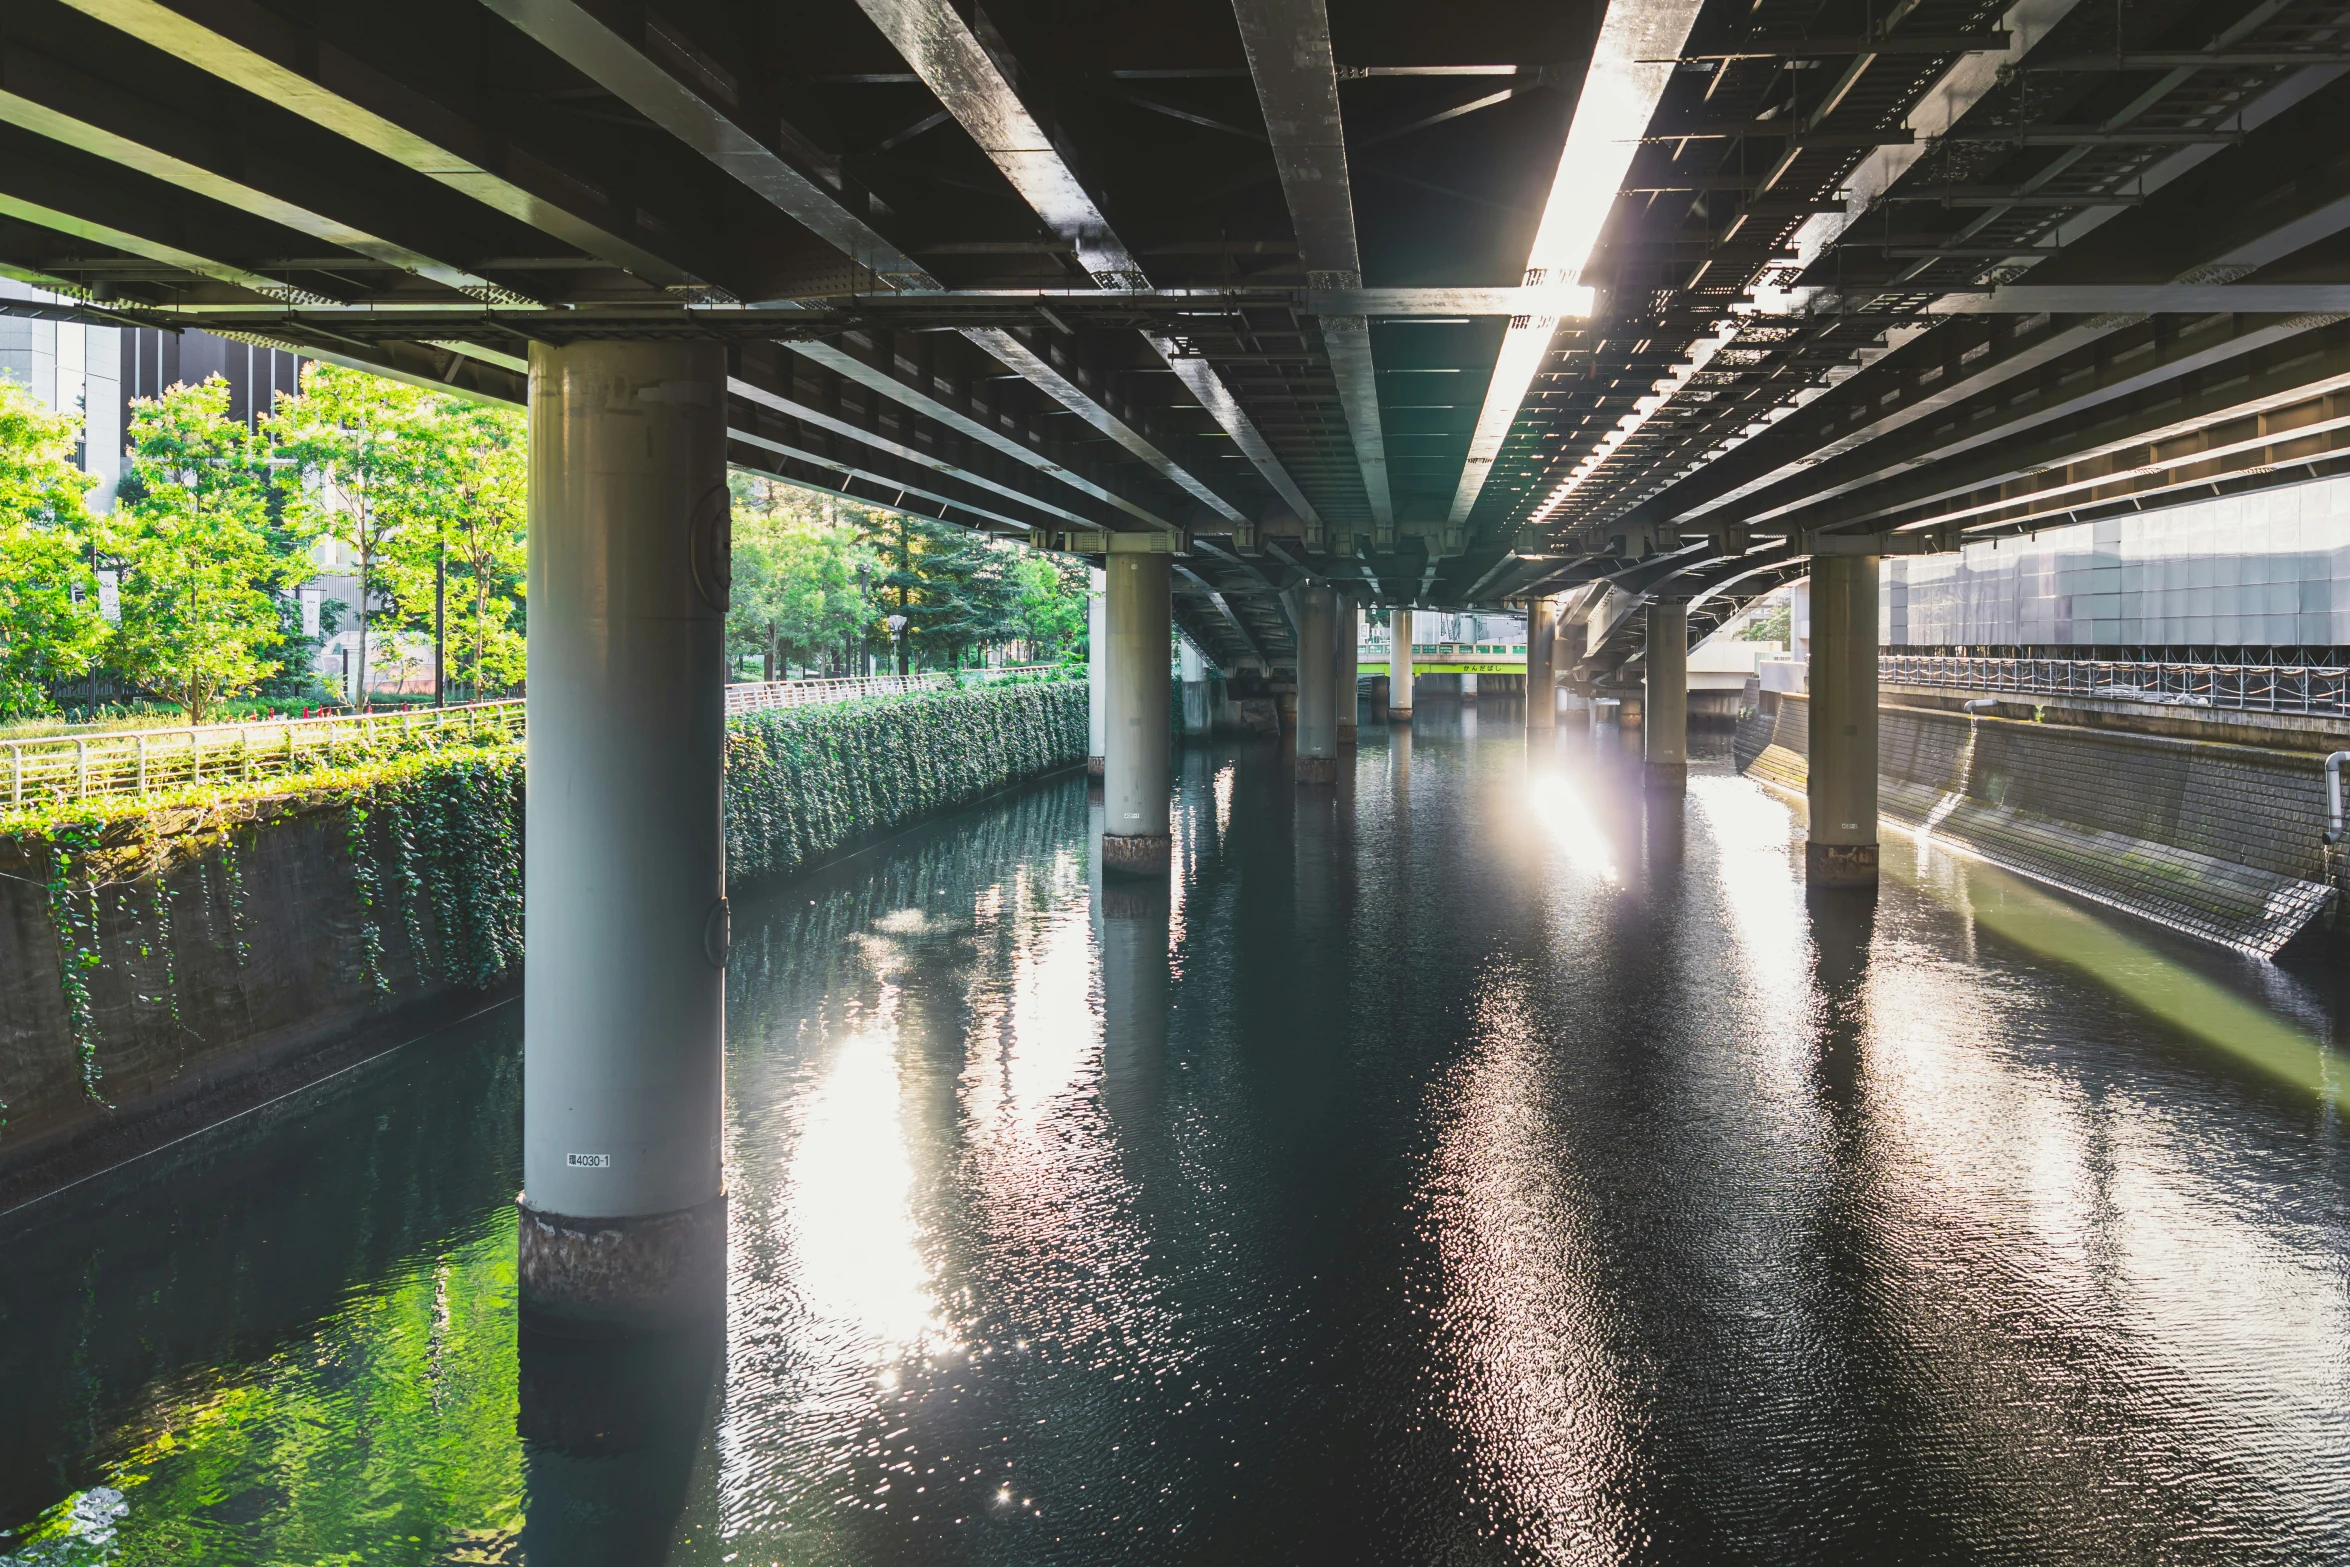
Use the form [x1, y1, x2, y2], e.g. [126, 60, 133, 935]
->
[2, 700, 525, 809]
[723, 664, 1071, 718]
[1880, 653, 2350, 717]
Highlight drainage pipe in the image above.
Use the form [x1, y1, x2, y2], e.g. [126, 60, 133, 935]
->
[2326, 751, 2350, 844]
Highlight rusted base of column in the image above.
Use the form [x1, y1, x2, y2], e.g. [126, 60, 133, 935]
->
[519, 1193, 727, 1337]
[1806, 841, 1880, 888]
[1388, 706, 1413, 722]
[1087, 755, 1104, 778]
[1297, 754, 1338, 785]
[1102, 831, 1171, 878]
[1337, 721, 1358, 749]
[1643, 761, 1688, 791]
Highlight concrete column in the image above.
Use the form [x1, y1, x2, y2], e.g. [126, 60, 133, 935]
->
[521, 338, 730, 1332]
[1525, 597, 1557, 730]
[1296, 584, 1337, 784]
[1334, 596, 1358, 747]
[1104, 542, 1172, 876]
[1807, 554, 1879, 887]
[1388, 607, 1415, 721]
[1461, 671, 1479, 702]
[1087, 567, 1107, 776]
[1644, 599, 1688, 788]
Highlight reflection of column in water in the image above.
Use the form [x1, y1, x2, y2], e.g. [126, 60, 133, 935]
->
[1099, 878, 1170, 1129]
[1390, 721, 1412, 801]
[1642, 783, 1685, 883]
[1806, 889, 1878, 1122]
[520, 1322, 721, 1564]
[1461, 700, 1479, 741]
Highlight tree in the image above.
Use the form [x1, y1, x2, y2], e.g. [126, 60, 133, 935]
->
[385, 397, 528, 698]
[271, 364, 435, 708]
[1012, 551, 1088, 663]
[102, 378, 310, 723]
[0, 377, 102, 717]
[727, 474, 872, 677]
[856, 509, 1023, 673]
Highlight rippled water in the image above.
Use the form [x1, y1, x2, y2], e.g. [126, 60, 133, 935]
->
[5, 706, 2349, 1564]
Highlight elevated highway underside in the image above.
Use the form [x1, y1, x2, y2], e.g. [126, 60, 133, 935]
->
[8, 0, 2350, 684]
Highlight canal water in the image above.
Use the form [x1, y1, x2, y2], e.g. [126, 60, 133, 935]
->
[5, 705, 2348, 1565]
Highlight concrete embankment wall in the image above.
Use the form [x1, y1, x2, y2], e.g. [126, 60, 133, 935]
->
[0, 801, 508, 1213]
[1735, 693, 2342, 958]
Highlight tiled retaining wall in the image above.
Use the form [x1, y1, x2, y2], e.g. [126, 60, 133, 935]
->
[1736, 693, 2340, 956]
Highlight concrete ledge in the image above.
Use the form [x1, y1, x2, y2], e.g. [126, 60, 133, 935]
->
[518, 1193, 728, 1337]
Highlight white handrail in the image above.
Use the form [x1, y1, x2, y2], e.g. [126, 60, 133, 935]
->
[1, 699, 525, 808]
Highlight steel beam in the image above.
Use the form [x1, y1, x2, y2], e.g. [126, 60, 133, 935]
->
[1230, 0, 1392, 532]
[727, 376, 1113, 533]
[850, 0, 1320, 528]
[52, 0, 705, 289]
[786, 339, 1178, 532]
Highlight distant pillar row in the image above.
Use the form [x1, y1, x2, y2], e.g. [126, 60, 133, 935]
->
[1388, 607, 1414, 721]
[1295, 584, 1338, 784]
[1644, 600, 1688, 788]
[1525, 597, 1557, 731]
[521, 338, 730, 1334]
[1104, 542, 1173, 876]
[1808, 553, 1880, 887]
[1335, 595, 1358, 748]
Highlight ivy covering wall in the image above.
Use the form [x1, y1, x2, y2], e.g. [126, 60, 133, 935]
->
[0, 679, 1085, 1122]
[726, 677, 1088, 883]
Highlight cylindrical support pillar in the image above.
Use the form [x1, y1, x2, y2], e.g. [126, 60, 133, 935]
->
[521, 339, 730, 1334]
[1525, 598, 1557, 730]
[1461, 671, 1479, 702]
[1104, 547, 1172, 876]
[1388, 607, 1415, 721]
[1807, 554, 1880, 887]
[1087, 567, 1107, 777]
[1295, 584, 1338, 783]
[1644, 599, 1689, 788]
[1335, 596, 1358, 747]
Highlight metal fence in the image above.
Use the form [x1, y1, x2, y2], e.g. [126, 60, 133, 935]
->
[1880, 653, 2350, 717]
[3, 700, 526, 809]
[723, 665, 1071, 718]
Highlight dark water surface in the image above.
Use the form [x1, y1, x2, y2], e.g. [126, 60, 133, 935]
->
[6, 706, 2349, 1564]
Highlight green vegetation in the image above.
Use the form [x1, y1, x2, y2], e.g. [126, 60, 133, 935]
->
[726, 676, 1088, 881]
[0, 1213, 523, 1566]
[103, 379, 312, 723]
[727, 473, 1090, 678]
[2, 367, 1089, 722]
[0, 379, 102, 714]
[3, 679, 1081, 1113]
[1739, 601, 1792, 644]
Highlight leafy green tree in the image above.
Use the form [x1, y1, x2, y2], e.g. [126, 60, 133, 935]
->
[384, 397, 528, 697]
[728, 473, 873, 677]
[271, 364, 436, 707]
[102, 377, 311, 723]
[0, 377, 101, 715]
[1012, 551, 1088, 662]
